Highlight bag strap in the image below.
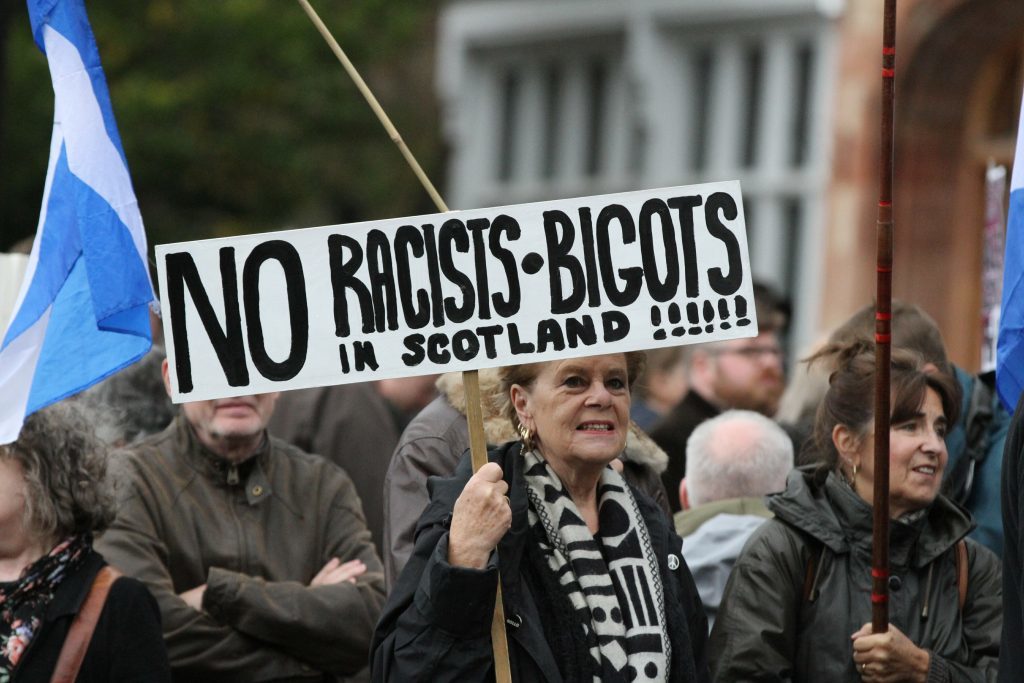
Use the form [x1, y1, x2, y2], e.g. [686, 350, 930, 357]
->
[954, 539, 969, 611]
[49, 565, 122, 683]
[944, 374, 994, 505]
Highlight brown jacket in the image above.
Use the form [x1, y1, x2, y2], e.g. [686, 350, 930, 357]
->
[382, 369, 672, 586]
[268, 382, 400, 556]
[96, 416, 386, 682]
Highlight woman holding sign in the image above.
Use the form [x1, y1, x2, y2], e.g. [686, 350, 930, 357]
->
[709, 341, 1001, 682]
[371, 352, 710, 682]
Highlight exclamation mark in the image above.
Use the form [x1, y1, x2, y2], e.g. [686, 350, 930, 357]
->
[668, 303, 685, 337]
[718, 298, 732, 330]
[735, 296, 751, 327]
[687, 302, 701, 335]
[703, 300, 716, 333]
[651, 306, 667, 340]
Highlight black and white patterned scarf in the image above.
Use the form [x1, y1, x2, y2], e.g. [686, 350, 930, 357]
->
[523, 449, 669, 682]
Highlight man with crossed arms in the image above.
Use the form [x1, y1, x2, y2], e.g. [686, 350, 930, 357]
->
[97, 360, 385, 682]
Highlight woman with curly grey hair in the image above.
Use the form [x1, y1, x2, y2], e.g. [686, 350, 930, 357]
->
[0, 402, 170, 682]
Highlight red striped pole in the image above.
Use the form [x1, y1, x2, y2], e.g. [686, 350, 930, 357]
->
[872, 0, 897, 634]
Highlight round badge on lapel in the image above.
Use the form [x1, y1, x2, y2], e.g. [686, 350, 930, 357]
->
[667, 554, 680, 571]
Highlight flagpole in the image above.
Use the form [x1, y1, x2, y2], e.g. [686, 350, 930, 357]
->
[872, 0, 897, 634]
[295, 2, 513, 679]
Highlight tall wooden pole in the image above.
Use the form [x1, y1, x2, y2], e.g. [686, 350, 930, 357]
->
[295, 2, 512, 679]
[872, 0, 898, 634]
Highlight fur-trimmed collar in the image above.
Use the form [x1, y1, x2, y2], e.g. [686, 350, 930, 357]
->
[435, 370, 669, 474]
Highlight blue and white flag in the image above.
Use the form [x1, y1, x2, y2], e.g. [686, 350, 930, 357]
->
[0, 0, 154, 444]
[997, 87, 1024, 411]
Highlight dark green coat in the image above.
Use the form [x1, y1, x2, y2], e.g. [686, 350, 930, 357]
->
[709, 467, 1001, 682]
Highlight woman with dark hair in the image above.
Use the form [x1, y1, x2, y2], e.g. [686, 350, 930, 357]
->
[0, 402, 170, 682]
[708, 341, 1001, 682]
[372, 352, 710, 682]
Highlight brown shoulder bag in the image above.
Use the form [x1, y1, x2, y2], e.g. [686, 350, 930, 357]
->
[49, 566, 122, 683]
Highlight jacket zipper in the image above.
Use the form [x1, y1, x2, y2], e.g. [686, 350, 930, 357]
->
[226, 466, 246, 572]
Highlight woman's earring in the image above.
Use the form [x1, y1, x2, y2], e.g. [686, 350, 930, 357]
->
[850, 462, 859, 485]
[517, 423, 534, 454]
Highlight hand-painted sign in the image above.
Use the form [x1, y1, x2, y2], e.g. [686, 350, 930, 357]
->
[157, 182, 757, 402]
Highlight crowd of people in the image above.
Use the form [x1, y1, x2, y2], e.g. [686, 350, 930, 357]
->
[4, 288, 1022, 682]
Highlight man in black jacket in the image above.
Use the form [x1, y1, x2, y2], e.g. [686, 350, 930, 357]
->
[651, 285, 787, 512]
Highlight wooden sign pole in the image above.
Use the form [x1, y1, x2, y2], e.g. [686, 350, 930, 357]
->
[295, 1, 512, 678]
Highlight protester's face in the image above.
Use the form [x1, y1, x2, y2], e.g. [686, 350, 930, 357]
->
[706, 332, 784, 415]
[377, 375, 439, 415]
[0, 457, 30, 556]
[511, 354, 630, 473]
[181, 394, 279, 454]
[647, 359, 688, 412]
[846, 387, 948, 518]
[161, 360, 278, 459]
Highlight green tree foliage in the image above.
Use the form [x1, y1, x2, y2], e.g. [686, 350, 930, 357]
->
[0, 0, 440, 253]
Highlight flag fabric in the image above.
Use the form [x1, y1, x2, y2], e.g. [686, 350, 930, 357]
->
[997, 87, 1024, 411]
[982, 164, 1007, 374]
[0, 0, 154, 444]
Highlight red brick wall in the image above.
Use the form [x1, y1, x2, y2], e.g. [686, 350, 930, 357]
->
[821, 0, 1024, 369]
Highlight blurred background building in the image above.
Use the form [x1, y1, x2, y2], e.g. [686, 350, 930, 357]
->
[2, 0, 1024, 369]
[435, 0, 1024, 368]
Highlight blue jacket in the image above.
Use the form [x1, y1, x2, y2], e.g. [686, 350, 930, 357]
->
[945, 366, 1009, 556]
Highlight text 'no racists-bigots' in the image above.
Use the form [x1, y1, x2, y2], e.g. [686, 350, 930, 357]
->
[156, 181, 758, 403]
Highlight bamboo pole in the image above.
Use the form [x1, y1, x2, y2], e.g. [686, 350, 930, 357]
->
[295, 1, 512, 678]
[872, 0, 898, 634]
[295, 0, 448, 214]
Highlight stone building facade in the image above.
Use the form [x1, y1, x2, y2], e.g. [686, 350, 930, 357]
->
[436, 0, 1024, 367]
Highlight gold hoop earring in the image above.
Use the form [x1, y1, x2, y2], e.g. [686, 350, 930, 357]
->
[850, 462, 859, 486]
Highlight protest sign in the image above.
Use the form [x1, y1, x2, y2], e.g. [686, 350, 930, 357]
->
[156, 181, 757, 402]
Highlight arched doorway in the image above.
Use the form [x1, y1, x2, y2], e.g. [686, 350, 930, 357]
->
[894, 0, 1024, 368]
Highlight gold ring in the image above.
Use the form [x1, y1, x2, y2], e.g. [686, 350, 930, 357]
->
[861, 663, 868, 674]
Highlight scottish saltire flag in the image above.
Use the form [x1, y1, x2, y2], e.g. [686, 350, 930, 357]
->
[0, 0, 154, 444]
[997, 87, 1024, 411]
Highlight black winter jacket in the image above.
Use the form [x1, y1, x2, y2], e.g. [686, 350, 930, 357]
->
[13, 550, 171, 682]
[709, 467, 1001, 682]
[371, 441, 711, 682]
[650, 391, 720, 513]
